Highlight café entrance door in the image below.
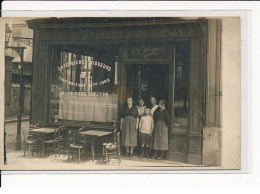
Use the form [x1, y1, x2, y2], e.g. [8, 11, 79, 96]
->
[125, 64, 169, 106]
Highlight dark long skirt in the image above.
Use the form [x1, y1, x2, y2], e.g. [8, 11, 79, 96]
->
[121, 116, 137, 146]
[152, 120, 168, 150]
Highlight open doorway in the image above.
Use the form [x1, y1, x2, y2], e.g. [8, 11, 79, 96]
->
[125, 64, 169, 107]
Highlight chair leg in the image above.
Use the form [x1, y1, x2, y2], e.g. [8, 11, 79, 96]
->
[24, 144, 26, 157]
[28, 144, 31, 158]
[58, 142, 60, 157]
[45, 144, 47, 156]
[46, 145, 49, 156]
[63, 142, 66, 155]
[102, 147, 105, 163]
[118, 148, 121, 165]
[78, 149, 80, 164]
[105, 150, 108, 165]
[68, 149, 70, 163]
[54, 143, 56, 158]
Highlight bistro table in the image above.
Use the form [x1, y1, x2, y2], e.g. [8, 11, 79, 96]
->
[48, 121, 116, 130]
[30, 128, 56, 158]
[79, 130, 113, 161]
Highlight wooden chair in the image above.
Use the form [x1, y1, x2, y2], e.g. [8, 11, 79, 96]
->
[44, 128, 61, 157]
[102, 131, 121, 165]
[58, 126, 68, 155]
[22, 125, 39, 157]
[68, 129, 85, 163]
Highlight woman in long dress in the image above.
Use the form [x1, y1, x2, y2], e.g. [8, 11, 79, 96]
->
[151, 99, 170, 160]
[149, 97, 160, 153]
[120, 97, 139, 157]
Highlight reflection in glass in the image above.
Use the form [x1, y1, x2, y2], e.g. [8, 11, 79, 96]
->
[173, 43, 189, 131]
[49, 47, 118, 123]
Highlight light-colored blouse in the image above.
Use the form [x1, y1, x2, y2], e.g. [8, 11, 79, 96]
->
[137, 106, 146, 116]
[139, 115, 154, 134]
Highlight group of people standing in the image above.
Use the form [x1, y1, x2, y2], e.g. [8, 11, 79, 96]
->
[120, 96, 170, 160]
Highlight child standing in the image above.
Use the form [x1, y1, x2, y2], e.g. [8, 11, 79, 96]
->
[139, 108, 154, 158]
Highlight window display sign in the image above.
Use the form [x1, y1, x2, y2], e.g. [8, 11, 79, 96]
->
[58, 52, 113, 92]
[127, 43, 170, 60]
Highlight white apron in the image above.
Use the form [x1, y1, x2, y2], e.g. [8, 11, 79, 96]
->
[151, 105, 159, 116]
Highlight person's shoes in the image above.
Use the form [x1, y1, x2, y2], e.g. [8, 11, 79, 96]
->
[145, 150, 150, 158]
[156, 152, 164, 160]
[124, 153, 129, 157]
[139, 152, 144, 159]
[129, 153, 133, 158]
[151, 154, 157, 159]
[139, 149, 145, 158]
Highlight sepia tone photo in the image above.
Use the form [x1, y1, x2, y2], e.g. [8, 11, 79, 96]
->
[0, 17, 241, 171]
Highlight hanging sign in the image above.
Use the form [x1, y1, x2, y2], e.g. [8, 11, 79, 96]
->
[127, 43, 169, 60]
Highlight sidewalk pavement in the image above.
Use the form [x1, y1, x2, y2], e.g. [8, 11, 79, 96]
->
[5, 115, 30, 124]
[2, 150, 214, 171]
[5, 120, 30, 152]
[3, 115, 215, 170]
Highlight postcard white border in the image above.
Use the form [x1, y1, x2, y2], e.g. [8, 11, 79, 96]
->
[0, 0, 256, 187]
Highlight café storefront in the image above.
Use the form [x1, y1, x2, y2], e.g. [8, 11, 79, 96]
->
[27, 18, 221, 165]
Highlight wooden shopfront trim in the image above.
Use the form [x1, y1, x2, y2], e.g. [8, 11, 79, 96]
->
[28, 18, 212, 165]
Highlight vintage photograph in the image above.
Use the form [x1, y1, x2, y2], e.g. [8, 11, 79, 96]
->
[0, 17, 241, 170]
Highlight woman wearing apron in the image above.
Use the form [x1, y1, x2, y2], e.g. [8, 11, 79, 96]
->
[150, 97, 160, 122]
[151, 100, 170, 160]
[149, 96, 160, 157]
[120, 97, 139, 157]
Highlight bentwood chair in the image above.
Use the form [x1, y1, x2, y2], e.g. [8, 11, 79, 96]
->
[44, 129, 61, 157]
[57, 126, 68, 155]
[68, 129, 85, 163]
[22, 125, 40, 157]
[102, 131, 121, 165]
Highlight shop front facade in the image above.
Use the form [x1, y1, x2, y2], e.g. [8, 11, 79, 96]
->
[27, 18, 221, 165]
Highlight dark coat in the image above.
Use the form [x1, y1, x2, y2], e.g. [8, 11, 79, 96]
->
[121, 105, 139, 146]
[152, 109, 170, 150]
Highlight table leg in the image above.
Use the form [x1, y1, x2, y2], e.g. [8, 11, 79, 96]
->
[91, 138, 95, 162]
[39, 134, 45, 158]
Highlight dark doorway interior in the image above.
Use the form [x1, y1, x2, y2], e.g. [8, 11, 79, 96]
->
[125, 64, 169, 106]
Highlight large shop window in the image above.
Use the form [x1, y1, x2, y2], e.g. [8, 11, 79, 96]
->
[173, 43, 189, 131]
[50, 50, 119, 123]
